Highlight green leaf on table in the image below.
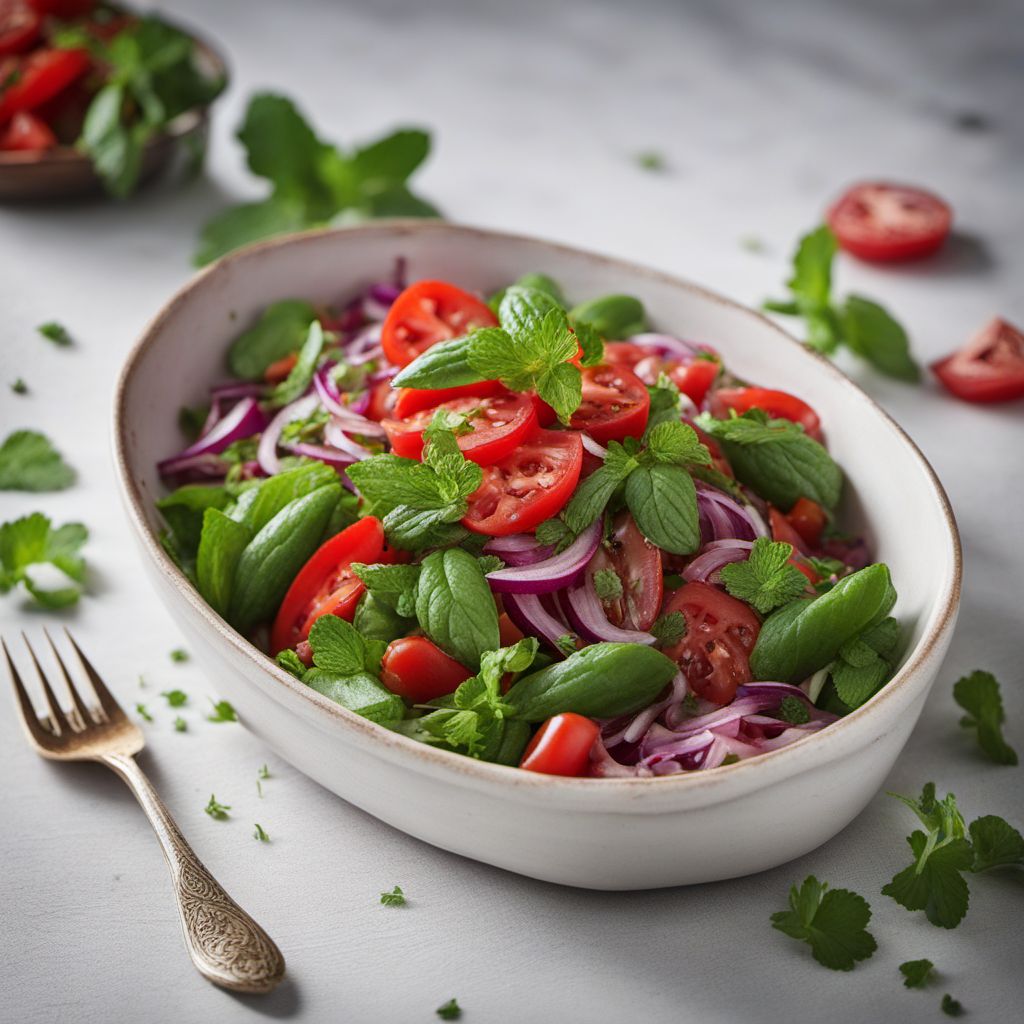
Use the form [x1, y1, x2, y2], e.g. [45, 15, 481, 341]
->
[968, 814, 1024, 872]
[0, 431, 75, 491]
[899, 958, 935, 989]
[953, 669, 1018, 765]
[841, 295, 921, 382]
[0, 512, 88, 608]
[37, 321, 73, 346]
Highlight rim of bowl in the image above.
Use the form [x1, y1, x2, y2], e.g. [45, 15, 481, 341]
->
[112, 220, 962, 797]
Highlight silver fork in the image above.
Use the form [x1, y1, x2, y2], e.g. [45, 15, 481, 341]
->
[3, 629, 285, 994]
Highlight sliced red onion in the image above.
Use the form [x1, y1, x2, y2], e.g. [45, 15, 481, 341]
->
[210, 381, 265, 402]
[279, 441, 358, 469]
[345, 324, 384, 364]
[156, 453, 230, 482]
[313, 365, 385, 432]
[502, 592, 573, 658]
[257, 395, 319, 477]
[483, 534, 554, 567]
[696, 481, 768, 542]
[682, 539, 753, 583]
[560, 574, 657, 646]
[580, 434, 608, 460]
[158, 397, 266, 478]
[323, 418, 377, 460]
[603, 672, 688, 748]
[486, 520, 601, 594]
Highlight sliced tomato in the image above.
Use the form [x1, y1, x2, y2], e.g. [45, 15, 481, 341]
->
[380, 280, 497, 367]
[769, 505, 809, 553]
[392, 379, 504, 419]
[519, 713, 599, 776]
[463, 429, 583, 536]
[786, 497, 826, 549]
[383, 391, 537, 465]
[605, 342, 721, 406]
[667, 359, 720, 406]
[710, 386, 822, 441]
[661, 581, 760, 705]
[365, 377, 398, 421]
[0, 47, 89, 123]
[270, 517, 388, 654]
[587, 511, 663, 630]
[932, 317, 1024, 404]
[827, 182, 952, 262]
[0, 108, 54, 150]
[569, 364, 650, 443]
[380, 636, 472, 703]
[0, 1, 39, 58]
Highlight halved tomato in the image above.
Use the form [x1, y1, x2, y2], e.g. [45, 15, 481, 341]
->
[587, 511, 663, 630]
[605, 342, 721, 406]
[392, 379, 504, 419]
[380, 636, 472, 703]
[519, 713, 600, 776]
[0, 47, 89, 123]
[569, 364, 650, 443]
[463, 429, 583, 536]
[380, 280, 497, 367]
[365, 377, 399, 421]
[710, 386, 822, 441]
[270, 517, 390, 654]
[383, 391, 537, 465]
[0, 1, 39, 58]
[661, 581, 761, 704]
[932, 317, 1024, 404]
[0, 108, 54, 149]
[786, 497, 826, 549]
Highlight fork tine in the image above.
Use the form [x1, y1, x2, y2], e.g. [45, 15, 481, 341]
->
[63, 628, 125, 723]
[2, 637, 52, 744]
[43, 627, 94, 729]
[22, 632, 72, 734]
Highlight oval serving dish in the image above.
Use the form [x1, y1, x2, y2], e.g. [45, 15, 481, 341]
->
[113, 222, 961, 890]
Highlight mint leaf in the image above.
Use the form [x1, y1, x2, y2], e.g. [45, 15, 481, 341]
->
[770, 875, 877, 970]
[308, 615, 368, 677]
[561, 441, 638, 534]
[195, 196, 309, 266]
[651, 611, 686, 647]
[953, 669, 1017, 765]
[720, 537, 808, 614]
[777, 694, 810, 724]
[841, 295, 920, 381]
[276, 648, 306, 678]
[379, 884, 407, 907]
[941, 994, 964, 1017]
[37, 321, 72, 346]
[899, 959, 935, 989]
[352, 562, 421, 617]
[436, 997, 462, 1020]
[829, 617, 901, 710]
[624, 463, 700, 555]
[641, 420, 712, 466]
[228, 299, 315, 380]
[270, 320, 326, 406]
[593, 568, 623, 602]
[569, 294, 647, 339]
[968, 815, 1024, 871]
[0, 431, 75, 491]
[0, 512, 88, 608]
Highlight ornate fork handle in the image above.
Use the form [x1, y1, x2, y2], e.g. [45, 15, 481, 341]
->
[101, 753, 286, 993]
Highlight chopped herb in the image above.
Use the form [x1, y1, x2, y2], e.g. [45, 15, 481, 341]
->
[138, 674, 146, 688]
[0, 513, 87, 609]
[253, 823, 270, 842]
[650, 611, 686, 647]
[593, 568, 623, 602]
[170, 648, 189, 663]
[258, 763, 271, 779]
[135, 702, 153, 722]
[0, 431, 75, 492]
[555, 634, 578, 657]
[777, 695, 810, 724]
[256, 780, 263, 798]
[173, 716, 187, 732]
[899, 959, 935, 989]
[380, 885, 406, 907]
[679, 692, 699, 716]
[740, 235, 767, 253]
[177, 404, 209, 442]
[11, 379, 27, 395]
[770, 875, 877, 970]
[37, 321, 72, 346]
[720, 753, 741, 766]
[720, 537, 809, 614]
[160, 689, 188, 707]
[941, 994, 964, 1017]
[635, 149, 667, 172]
[953, 669, 1017, 765]
[205, 795, 230, 820]
[207, 699, 238, 723]
[436, 998, 461, 1020]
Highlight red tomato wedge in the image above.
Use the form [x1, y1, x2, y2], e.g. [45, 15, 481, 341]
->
[826, 182, 952, 262]
[0, 108, 54, 149]
[0, 2, 39, 58]
[769, 506, 809, 553]
[380, 637, 472, 703]
[365, 377, 398, 421]
[661, 582, 760, 705]
[605, 342, 721, 406]
[519, 713, 600, 776]
[710, 386, 822, 441]
[786, 497, 826, 549]
[392, 379, 504, 419]
[383, 391, 537, 465]
[380, 280, 497, 367]
[569, 364, 650, 443]
[270, 517, 389, 655]
[0, 47, 89, 123]
[586, 511, 663, 631]
[932, 317, 1024, 404]
[463, 429, 583, 536]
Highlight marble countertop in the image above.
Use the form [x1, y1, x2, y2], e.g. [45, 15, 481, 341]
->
[1, 0, 1021, 1020]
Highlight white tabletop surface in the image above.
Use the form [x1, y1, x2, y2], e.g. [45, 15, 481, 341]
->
[2, 0, 1022, 1021]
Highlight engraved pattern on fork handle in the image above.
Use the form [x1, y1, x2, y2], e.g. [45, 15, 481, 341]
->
[101, 753, 286, 994]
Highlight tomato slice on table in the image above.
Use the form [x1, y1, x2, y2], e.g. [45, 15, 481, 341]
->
[0, 109, 54, 150]
[462, 429, 583, 536]
[380, 280, 497, 367]
[0, 1, 39, 58]
[710, 386, 822, 441]
[932, 317, 1024, 404]
[519, 713, 600, 777]
[380, 636, 473, 703]
[0, 47, 89, 123]
[270, 517, 389, 654]
[826, 182, 952, 262]
[587, 511, 663, 631]
[569, 364, 650, 443]
[383, 391, 537, 465]
[661, 582, 761, 705]
[392, 379, 504, 419]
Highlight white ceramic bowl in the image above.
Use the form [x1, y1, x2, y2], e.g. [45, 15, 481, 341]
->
[113, 222, 961, 890]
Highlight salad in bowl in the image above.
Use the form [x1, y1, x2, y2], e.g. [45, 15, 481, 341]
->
[155, 268, 902, 779]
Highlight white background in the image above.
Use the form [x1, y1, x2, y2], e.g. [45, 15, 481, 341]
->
[1, 0, 1022, 1021]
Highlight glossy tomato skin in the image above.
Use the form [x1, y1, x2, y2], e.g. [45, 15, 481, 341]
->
[270, 517, 388, 654]
[463, 429, 583, 536]
[605, 342, 721, 406]
[786, 497, 826, 549]
[381, 280, 497, 367]
[380, 636, 472, 703]
[0, 2, 40, 58]
[392, 379, 504, 419]
[710, 386, 822, 441]
[662, 582, 761, 705]
[667, 359, 720, 406]
[383, 391, 537, 465]
[0, 108, 54, 149]
[769, 505, 808, 553]
[827, 182, 952, 262]
[519, 713, 600, 776]
[931, 317, 1024, 403]
[366, 377, 398, 421]
[0, 47, 89, 122]
[570, 364, 650, 444]
[587, 512, 663, 630]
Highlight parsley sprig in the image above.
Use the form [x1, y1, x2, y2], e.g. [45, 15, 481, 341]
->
[0, 431, 75, 492]
[720, 537, 808, 614]
[380, 885, 407, 907]
[0, 512, 88, 608]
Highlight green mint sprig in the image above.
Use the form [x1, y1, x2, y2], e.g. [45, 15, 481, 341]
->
[953, 669, 1017, 765]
